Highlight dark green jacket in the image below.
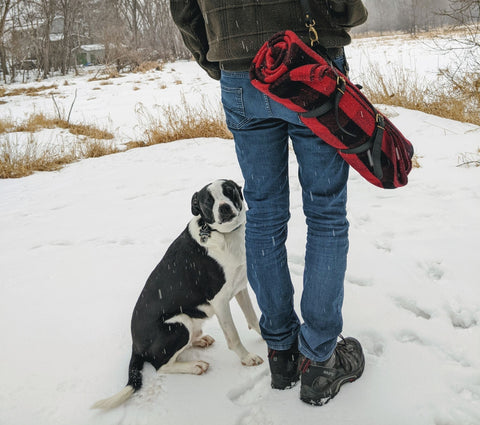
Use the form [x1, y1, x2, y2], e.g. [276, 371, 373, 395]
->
[170, 0, 368, 80]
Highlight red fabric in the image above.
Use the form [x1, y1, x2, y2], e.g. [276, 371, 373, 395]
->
[250, 30, 414, 189]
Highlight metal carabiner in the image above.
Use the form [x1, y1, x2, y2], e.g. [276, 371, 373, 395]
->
[305, 16, 319, 47]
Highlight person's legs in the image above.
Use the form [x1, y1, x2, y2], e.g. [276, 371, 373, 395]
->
[289, 123, 349, 362]
[220, 65, 363, 400]
[220, 68, 348, 359]
[220, 70, 300, 351]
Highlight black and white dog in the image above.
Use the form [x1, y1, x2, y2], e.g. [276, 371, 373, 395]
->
[92, 179, 262, 409]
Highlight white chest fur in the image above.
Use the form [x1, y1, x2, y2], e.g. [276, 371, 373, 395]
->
[188, 219, 247, 304]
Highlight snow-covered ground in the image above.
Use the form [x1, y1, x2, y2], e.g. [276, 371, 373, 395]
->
[1, 34, 479, 425]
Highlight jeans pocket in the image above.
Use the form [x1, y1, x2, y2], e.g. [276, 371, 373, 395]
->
[221, 85, 251, 130]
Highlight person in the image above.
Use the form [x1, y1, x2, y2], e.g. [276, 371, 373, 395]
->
[170, 0, 368, 406]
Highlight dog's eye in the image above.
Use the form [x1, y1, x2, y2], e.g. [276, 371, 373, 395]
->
[223, 184, 235, 199]
[223, 185, 242, 210]
[205, 195, 214, 210]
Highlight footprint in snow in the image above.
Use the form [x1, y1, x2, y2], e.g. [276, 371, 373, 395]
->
[395, 330, 424, 345]
[445, 303, 479, 329]
[393, 296, 432, 320]
[418, 259, 444, 281]
[359, 331, 386, 357]
[235, 405, 275, 425]
[372, 231, 394, 253]
[346, 274, 374, 287]
[227, 367, 270, 407]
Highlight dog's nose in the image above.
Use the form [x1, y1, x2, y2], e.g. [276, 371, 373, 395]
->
[219, 203, 235, 223]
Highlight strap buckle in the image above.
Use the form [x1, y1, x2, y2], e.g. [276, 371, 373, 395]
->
[336, 76, 346, 94]
[376, 113, 385, 129]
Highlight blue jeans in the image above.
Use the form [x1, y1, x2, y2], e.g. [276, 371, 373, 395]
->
[220, 57, 349, 362]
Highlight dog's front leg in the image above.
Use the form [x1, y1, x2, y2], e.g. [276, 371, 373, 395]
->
[212, 300, 263, 366]
[235, 288, 261, 336]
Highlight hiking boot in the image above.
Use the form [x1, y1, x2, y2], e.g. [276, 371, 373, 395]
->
[268, 342, 300, 389]
[299, 336, 365, 406]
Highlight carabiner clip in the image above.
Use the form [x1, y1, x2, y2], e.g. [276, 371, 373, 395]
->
[305, 16, 319, 46]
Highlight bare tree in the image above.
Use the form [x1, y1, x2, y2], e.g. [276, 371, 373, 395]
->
[437, 0, 480, 113]
[441, 0, 480, 55]
[57, 0, 93, 74]
[0, 0, 196, 81]
[1, 0, 12, 82]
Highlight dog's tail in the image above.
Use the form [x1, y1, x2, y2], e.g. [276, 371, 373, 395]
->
[91, 353, 144, 410]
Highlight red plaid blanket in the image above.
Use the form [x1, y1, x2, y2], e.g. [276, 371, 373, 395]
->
[250, 30, 414, 189]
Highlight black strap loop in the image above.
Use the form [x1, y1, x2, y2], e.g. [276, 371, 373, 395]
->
[300, 76, 356, 138]
[340, 114, 385, 179]
[300, 98, 335, 118]
[300, 76, 346, 118]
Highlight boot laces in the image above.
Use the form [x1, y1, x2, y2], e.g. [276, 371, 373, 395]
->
[335, 335, 357, 373]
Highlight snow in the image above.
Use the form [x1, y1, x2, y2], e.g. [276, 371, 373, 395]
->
[80, 44, 105, 52]
[1, 35, 480, 425]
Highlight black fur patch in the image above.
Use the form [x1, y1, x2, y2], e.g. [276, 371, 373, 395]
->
[130, 226, 225, 369]
[222, 180, 243, 211]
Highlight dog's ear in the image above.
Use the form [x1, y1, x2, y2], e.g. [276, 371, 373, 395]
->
[191, 192, 201, 216]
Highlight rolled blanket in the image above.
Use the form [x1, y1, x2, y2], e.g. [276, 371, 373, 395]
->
[250, 30, 414, 189]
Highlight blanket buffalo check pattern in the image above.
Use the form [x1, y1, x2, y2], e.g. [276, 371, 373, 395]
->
[250, 30, 414, 189]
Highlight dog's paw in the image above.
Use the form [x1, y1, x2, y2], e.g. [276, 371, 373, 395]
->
[193, 361, 210, 375]
[193, 335, 215, 348]
[241, 353, 264, 366]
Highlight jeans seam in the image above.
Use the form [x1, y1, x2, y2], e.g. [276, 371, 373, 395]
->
[220, 70, 250, 79]
[262, 94, 273, 117]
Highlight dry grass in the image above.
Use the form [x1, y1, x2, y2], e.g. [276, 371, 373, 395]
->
[0, 138, 78, 178]
[123, 140, 147, 149]
[133, 61, 164, 73]
[80, 140, 120, 158]
[0, 119, 15, 133]
[1, 84, 58, 97]
[65, 123, 114, 139]
[457, 149, 480, 168]
[88, 67, 122, 82]
[0, 137, 120, 178]
[0, 113, 114, 140]
[360, 64, 480, 126]
[13, 113, 56, 132]
[412, 155, 422, 169]
[1, 112, 116, 177]
[138, 96, 232, 146]
[1, 97, 231, 178]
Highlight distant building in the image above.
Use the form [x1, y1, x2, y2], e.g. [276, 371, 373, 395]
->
[76, 44, 105, 65]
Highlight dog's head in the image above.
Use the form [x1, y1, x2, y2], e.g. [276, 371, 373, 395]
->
[191, 179, 245, 233]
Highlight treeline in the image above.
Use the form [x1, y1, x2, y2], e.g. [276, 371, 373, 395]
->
[0, 0, 191, 82]
[358, 0, 453, 35]
[0, 0, 478, 83]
